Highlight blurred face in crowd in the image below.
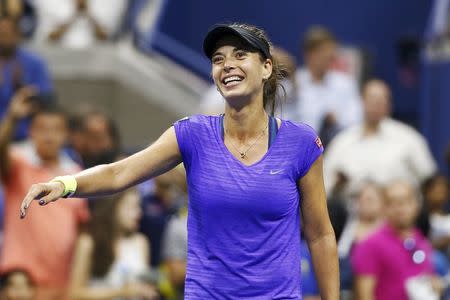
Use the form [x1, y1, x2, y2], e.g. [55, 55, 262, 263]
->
[115, 189, 142, 234]
[356, 183, 384, 222]
[2, 271, 34, 300]
[362, 80, 391, 126]
[0, 18, 20, 58]
[83, 114, 115, 157]
[154, 171, 177, 208]
[30, 113, 68, 162]
[384, 181, 419, 231]
[305, 41, 337, 78]
[211, 35, 272, 104]
[425, 175, 449, 210]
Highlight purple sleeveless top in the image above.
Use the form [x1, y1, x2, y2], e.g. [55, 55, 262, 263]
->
[173, 115, 323, 299]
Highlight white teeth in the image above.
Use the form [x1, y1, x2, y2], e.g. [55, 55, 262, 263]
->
[223, 76, 243, 84]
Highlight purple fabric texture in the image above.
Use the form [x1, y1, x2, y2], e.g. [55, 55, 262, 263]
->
[174, 115, 323, 299]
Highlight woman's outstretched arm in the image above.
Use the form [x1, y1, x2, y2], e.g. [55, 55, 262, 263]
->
[20, 126, 182, 217]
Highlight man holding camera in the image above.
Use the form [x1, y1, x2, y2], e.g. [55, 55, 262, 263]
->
[0, 90, 88, 300]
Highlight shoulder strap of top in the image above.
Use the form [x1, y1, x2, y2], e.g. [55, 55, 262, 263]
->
[268, 115, 278, 147]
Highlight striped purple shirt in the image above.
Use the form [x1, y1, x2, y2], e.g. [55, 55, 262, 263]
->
[174, 115, 323, 299]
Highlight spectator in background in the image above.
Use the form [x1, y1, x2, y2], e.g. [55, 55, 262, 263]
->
[0, 269, 35, 300]
[294, 26, 362, 144]
[140, 168, 184, 268]
[69, 189, 158, 299]
[351, 181, 441, 300]
[0, 90, 88, 299]
[80, 110, 121, 168]
[65, 109, 121, 168]
[417, 174, 450, 257]
[337, 182, 385, 291]
[338, 182, 385, 256]
[32, 0, 128, 49]
[0, 13, 53, 140]
[65, 112, 86, 166]
[324, 79, 436, 198]
[160, 164, 187, 300]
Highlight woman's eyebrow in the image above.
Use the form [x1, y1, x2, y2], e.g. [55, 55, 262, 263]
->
[233, 47, 246, 52]
[212, 50, 224, 58]
[212, 46, 246, 57]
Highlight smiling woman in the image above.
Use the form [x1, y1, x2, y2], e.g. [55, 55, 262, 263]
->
[18, 22, 339, 300]
[205, 23, 284, 116]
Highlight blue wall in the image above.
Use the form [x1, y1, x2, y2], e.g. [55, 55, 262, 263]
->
[421, 61, 450, 174]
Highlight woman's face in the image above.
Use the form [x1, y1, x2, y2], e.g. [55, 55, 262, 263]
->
[115, 190, 142, 233]
[356, 184, 383, 221]
[211, 35, 272, 103]
[425, 176, 449, 208]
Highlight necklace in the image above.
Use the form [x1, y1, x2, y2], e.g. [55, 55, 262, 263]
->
[225, 118, 268, 159]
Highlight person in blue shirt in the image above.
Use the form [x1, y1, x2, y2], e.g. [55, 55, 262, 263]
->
[0, 15, 53, 140]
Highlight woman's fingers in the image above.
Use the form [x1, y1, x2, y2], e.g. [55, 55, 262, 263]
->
[20, 182, 65, 218]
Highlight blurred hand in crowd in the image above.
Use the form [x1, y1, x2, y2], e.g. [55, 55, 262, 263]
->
[125, 282, 159, 299]
[7, 87, 37, 120]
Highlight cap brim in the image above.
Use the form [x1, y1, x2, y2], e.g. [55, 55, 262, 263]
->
[203, 25, 270, 59]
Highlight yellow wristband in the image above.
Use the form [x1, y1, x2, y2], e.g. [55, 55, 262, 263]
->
[50, 175, 77, 198]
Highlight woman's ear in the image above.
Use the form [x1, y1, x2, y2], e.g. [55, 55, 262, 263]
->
[262, 58, 273, 81]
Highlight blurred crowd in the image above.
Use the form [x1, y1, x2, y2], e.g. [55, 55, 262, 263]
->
[0, 1, 449, 300]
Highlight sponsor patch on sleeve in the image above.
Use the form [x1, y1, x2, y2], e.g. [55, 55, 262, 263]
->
[315, 136, 323, 149]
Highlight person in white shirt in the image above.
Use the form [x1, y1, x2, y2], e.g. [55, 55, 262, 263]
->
[31, 0, 128, 49]
[324, 79, 437, 198]
[294, 26, 362, 134]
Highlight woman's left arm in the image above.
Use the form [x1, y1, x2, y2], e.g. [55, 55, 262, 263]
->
[299, 155, 339, 300]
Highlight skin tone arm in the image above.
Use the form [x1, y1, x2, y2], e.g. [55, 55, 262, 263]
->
[304, 296, 321, 300]
[299, 156, 339, 300]
[0, 87, 36, 180]
[69, 234, 157, 300]
[20, 126, 182, 217]
[165, 259, 186, 288]
[354, 276, 376, 300]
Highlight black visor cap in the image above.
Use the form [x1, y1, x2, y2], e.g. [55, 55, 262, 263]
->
[203, 25, 271, 60]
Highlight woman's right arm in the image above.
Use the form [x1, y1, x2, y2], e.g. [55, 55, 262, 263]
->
[20, 126, 182, 217]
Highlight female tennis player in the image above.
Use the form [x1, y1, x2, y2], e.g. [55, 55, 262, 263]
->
[20, 23, 339, 299]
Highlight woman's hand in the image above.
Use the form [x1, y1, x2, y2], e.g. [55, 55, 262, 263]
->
[20, 181, 65, 218]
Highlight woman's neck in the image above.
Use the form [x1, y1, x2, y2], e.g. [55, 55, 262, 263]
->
[224, 93, 267, 142]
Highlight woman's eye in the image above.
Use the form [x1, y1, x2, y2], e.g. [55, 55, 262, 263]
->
[236, 51, 246, 59]
[212, 57, 223, 64]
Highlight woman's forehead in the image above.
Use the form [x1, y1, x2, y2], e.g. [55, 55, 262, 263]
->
[212, 35, 256, 55]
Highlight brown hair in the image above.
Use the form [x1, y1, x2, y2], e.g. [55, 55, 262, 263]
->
[87, 192, 126, 278]
[302, 26, 336, 54]
[225, 23, 287, 116]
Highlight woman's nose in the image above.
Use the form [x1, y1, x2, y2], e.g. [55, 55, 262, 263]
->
[223, 58, 235, 72]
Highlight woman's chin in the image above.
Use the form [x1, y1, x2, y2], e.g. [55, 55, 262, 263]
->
[222, 90, 250, 103]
